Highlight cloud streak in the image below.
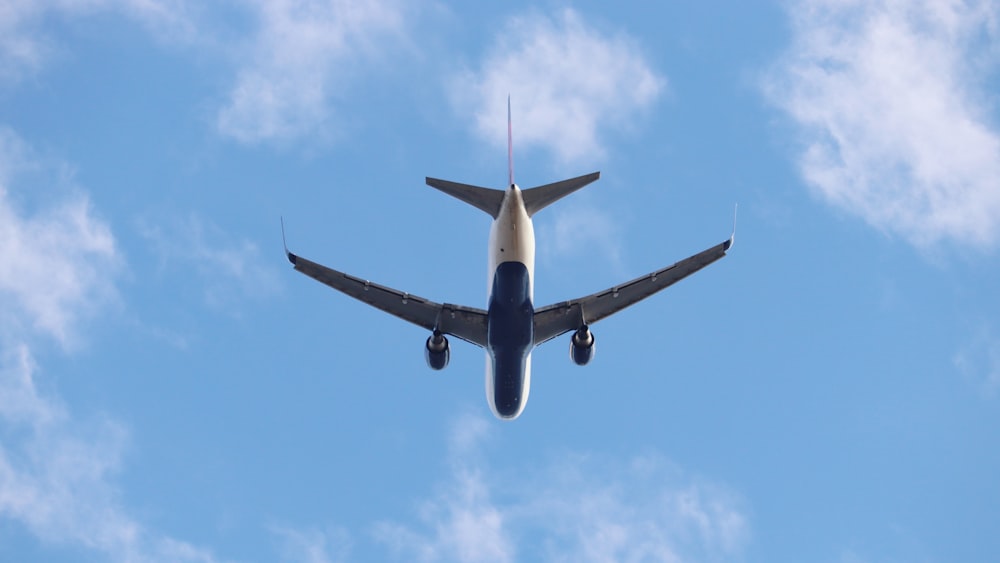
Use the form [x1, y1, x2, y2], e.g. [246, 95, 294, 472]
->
[955, 324, 1000, 397]
[215, 0, 409, 144]
[0, 0, 410, 145]
[0, 128, 119, 347]
[271, 524, 352, 563]
[764, 0, 1000, 249]
[537, 202, 625, 275]
[0, 128, 217, 562]
[374, 413, 749, 562]
[0, 0, 196, 83]
[450, 8, 664, 164]
[0, 345, 219, 563]
[375, 416, 512, 563]
[138, 213, 281, 312]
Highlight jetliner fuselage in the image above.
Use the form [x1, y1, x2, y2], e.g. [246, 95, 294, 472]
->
[486, 185, 535, 418]
[283, 104, 733, 420]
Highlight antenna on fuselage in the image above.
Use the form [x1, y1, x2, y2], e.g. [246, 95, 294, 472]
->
[507, 94, 514, 188]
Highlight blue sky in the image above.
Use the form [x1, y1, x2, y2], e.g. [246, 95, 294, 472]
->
[2, 1, 999, 561]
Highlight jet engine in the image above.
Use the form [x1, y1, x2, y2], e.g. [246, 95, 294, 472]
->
[569, 325, 595, 366]
[425, 330, 450, 370]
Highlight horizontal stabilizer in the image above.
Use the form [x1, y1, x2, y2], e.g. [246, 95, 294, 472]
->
[522, 172, 600, 217]
[425, 177, 506, 218]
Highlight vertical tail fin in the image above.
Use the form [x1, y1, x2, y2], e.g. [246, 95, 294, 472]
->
[425, 97, 599, 218]
[508, 95, 514, 187]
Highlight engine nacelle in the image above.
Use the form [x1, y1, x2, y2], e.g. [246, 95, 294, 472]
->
[425, 331, 450, 370]
[569, 325, 595, 366]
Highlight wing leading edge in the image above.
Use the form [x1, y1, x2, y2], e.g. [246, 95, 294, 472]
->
[532, 237, 733, 345]
[286, 251, 489, 347]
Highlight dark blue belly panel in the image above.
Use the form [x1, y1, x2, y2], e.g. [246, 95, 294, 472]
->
[487, 262, 534, 417]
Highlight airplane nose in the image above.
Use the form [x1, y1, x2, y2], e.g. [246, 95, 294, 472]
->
[496, 395, 521, 418]
[489, 344, 528, 420]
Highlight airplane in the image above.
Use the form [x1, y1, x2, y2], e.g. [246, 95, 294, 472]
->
[284, 100, 733, 420]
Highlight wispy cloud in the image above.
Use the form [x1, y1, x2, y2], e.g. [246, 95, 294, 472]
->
[138, 213, 281, 312]
[0, 0, 196, 83]
[764, 0, 1000, 249]
[271, 524, 352, 563]
[0, 128, 119, 347]
[519, 454, 747, 562]
[955, 324, 1000, 397]
[215, 0, 409, 144]
[1, 0, 411, 144]
[537, 202, 625, 274]
[0, 2, 50, 80]
[375, 413, 512, 563]
[450, 8, 665, 164]
[0, 130, 217, 562]
[374, 412, 749, 562]
[0, 345, 219, 563]
[377, 477, 512, 563]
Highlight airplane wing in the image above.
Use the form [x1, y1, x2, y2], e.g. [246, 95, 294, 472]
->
[532, 237, 733, 345]
[287, 251, 489, 347]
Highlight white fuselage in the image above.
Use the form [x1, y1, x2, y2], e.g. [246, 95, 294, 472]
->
[485, 184, 536, 419]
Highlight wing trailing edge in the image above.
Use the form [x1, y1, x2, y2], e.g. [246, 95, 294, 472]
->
[532, 237, 732, 345]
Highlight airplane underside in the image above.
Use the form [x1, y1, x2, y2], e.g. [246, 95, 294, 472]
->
[284, 101, 732, 420]
[486, 261, 534, 418]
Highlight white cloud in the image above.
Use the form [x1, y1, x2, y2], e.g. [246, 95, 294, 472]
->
[450, 8, 665, 164]
[954, 324, 1000, 397]
[374, 413, 749, 563]
[518, 454, 748, 563]
[764, 0, 1000, 249]
[0, 344, 219, 563]
[272, 525, 352, 563]
[0, 0, 411, 144]
[0, 129, 218, 561]
[374, 413, 516, 563]
[0, 2, 49, 80]
[537, 202, 625, 274]
[215, 0, 408, 144]
[137, 213, 281, 312]
[0, 0, 196, 83]
[0, 128, 119, 347]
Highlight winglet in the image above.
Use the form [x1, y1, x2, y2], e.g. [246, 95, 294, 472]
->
[507, 95, 514, 187]
[724, 203, 737, 251]
[281, 217, 297, 265]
